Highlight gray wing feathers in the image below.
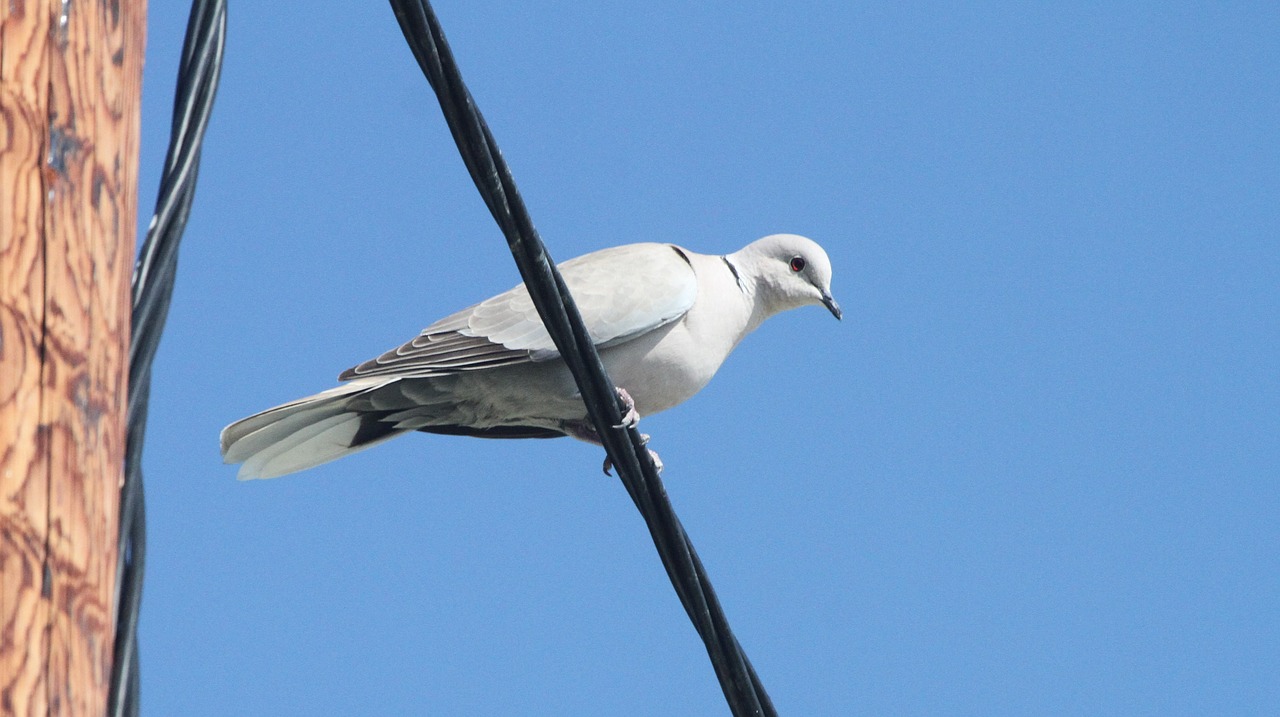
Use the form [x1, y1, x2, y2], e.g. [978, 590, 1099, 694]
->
[341, 243, 697, 380]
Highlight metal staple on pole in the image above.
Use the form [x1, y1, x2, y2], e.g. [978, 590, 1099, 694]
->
[388, 2, 777, 713]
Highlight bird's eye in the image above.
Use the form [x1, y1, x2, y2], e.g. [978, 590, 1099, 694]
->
[789, 256, 806, 272]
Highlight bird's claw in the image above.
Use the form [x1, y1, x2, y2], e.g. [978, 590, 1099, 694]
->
[647, 447, 664, 474]
[602, 435, 662, 476]
[613, 387, 641, 430]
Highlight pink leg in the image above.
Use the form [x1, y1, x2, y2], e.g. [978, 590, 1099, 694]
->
[560, 387, 662, 474]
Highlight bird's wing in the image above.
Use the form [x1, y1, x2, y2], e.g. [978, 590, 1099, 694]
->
[339, 243, 698, 380]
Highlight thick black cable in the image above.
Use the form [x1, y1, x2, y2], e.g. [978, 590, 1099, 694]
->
[110, 3, 227, 716]
[388, 3, 776, 714]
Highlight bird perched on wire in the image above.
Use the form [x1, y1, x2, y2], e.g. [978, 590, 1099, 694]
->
[221, 233, 840, 479]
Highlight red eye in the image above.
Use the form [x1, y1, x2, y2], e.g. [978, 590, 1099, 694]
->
[789, 256, 806, 272]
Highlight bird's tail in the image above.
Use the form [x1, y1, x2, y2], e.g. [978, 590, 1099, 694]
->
[220, 379, 408, 480]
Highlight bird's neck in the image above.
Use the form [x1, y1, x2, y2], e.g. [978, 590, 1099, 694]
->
[721, 253, 779, 337]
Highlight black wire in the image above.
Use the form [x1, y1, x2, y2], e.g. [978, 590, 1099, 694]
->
[110, 3, 227, 716]
[387, 2, 777, 714]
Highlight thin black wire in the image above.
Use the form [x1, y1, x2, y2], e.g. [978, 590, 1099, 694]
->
[387, 3, 776, 714]
[110, 3, 227, 716]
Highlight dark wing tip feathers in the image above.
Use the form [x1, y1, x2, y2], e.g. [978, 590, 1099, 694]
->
[417, 424, 566, 439]
[351, 412, 402, 448]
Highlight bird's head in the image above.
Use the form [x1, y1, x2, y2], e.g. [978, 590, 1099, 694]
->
[733, 234, 841, 321]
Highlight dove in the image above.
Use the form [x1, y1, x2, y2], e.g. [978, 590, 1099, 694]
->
[220, 233, 840, 479]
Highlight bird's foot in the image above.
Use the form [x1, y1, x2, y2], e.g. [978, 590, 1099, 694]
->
[614, 387, 640, 430]
[561, 387, 656, 475]
[602, 434, 663, 476]
[561, 386, 640, 440]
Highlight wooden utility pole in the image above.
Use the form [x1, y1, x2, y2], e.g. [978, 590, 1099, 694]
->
[1, 1, 145, 715]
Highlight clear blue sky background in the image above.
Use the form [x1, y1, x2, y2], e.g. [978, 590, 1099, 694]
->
[136, 2, 1278, 715]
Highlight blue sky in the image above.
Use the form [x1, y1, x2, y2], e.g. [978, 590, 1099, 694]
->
[137, 2, 1278, 714]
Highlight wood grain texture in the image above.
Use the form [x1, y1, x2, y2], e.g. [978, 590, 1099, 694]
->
[1, 1, 146, 715]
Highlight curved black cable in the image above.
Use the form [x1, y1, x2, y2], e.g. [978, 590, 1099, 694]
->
[387, 2, 776, 714]
[110, 3, 227, 716]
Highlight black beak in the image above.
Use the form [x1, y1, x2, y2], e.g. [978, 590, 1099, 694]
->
[821, 292, 842, 320]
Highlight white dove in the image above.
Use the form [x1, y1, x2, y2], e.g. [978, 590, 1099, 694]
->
[221, 233, 840, 479]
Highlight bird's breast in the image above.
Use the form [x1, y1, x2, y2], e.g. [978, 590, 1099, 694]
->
[599, 259, 751, 416]
[599, 323, 720, 416]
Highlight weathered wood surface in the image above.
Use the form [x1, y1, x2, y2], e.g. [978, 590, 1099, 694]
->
[1, 0, 145, 714]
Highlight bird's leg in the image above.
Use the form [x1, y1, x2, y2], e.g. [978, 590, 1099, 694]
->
[560, 387, 661, 475]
